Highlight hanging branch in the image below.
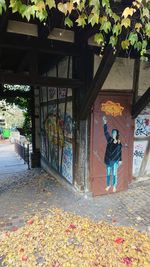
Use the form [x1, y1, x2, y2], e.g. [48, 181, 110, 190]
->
[0, 0, 150, 59]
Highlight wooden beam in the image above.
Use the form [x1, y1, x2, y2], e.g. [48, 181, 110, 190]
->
[0, 33, 81, 56]
[29, 50, 38, 76]
[7, 20, 74, 42]
[0, 10, 9, 34]
[132, 59, 140, 105]
[30, 86, 36, 153]
[0, 72, 83, 88]
[80, 45, 117, 120]
[132, 87, 150, 118]
[37, 21, 50, 39]
[16, 52, 30, 72]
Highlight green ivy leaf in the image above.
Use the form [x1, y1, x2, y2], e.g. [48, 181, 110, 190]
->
[135, 22, 142, 32]
[64, 16, 73, 28]
[0, 0, 6, 15]
[142, 39, 148, 50]
[121, 18, 131, 28]
[142, 7, 149, 18]
[128, 32, 138, 45]
[99, 16, 107, 24]
[89, 0, 100, 9]
[134, 41, 142, 51]
[112, 23, 122, 36]
[109, 36, 117, 46]
[36, 9, 48, 21]
[105, 6, 112, 17]
[112, 13, 120, 23]
[121, 40, 130, 49]
[91, 6, 100, 16]
[76, 13, 87, 28]
[0, 0, 5, 5]
[145, 23, 150, 37]
[122, 7, 135, 18]
[77, 2, 85, 12]
[22, 5, 35, 21]
[88, 13, 99, 26]
[57, 2, 68, 15]
[46, 0, 56, 9]
[19, 4, 28, 15]
[94, 33, 104, 45]
[100, 21, 111, 33]
[102, 0, 109, 8]
[9, 0, 22, 13]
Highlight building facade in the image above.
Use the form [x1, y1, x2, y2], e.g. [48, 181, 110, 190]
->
[32, 56, 150, 196]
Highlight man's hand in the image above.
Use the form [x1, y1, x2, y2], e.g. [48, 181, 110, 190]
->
[103, 116, 107, 124]
[118, 161, 122, 166]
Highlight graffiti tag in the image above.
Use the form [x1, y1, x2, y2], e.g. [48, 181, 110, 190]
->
[44, 114, 64, 147]
[133, 150, 144, 159]
[62, 142, 73, 183]
[135, 116, 150, 137]
[101, 101, 124, 117]
[48, 88, 55, 99]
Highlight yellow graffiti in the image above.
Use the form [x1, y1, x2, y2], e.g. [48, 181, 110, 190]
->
[101, 101, 124, 117]
[45, 115, 64, 147]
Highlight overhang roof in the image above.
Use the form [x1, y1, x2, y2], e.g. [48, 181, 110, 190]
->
[0, 1, 149, 76]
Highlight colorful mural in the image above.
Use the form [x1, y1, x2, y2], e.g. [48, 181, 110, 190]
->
[40, 87, 74, 184]
[90, 95, 132, 196]
[45, 113, 64, 147]
[133, 115, 150, 178]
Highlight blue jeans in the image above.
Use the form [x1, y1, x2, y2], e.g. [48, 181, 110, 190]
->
[106, 161, 119, 187]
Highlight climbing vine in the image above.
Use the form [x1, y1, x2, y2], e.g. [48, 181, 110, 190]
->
[0, 0, 150, 58]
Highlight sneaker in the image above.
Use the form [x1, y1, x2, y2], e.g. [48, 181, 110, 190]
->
[105, 185, 111, 191]
[113, 186, 116, 192]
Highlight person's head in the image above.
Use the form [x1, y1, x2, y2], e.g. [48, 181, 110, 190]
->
[112, 129, 119, 140]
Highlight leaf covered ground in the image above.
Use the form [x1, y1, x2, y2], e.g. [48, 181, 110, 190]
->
[0, 209, 149, 267]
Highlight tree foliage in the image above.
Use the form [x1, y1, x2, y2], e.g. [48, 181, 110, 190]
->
[0, 0, 150, 57]
[0, 84, 32, 139]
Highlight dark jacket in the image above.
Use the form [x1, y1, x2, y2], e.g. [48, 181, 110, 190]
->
[104, 124, 122, 165]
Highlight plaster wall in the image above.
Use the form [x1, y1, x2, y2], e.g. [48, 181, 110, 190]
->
[133, 104, 150, 179]
[94, 56, 150, 95]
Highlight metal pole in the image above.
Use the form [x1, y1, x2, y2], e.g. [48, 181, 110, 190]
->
[27, 143, 30, 170]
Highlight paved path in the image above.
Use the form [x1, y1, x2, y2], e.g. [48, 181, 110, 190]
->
[0, 140, 27, 175]
[0, 166, 149, 233]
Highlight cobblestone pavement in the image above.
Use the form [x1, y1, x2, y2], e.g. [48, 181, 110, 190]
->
[0, 167, 150, 233]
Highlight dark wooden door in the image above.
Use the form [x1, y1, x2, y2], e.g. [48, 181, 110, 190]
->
[90, 93, 134, 196]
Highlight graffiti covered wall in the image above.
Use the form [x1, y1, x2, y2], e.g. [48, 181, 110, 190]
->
[40, 57, 74, 184]
[133, 114, 150, 178]
[40, 87, 74, 184]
